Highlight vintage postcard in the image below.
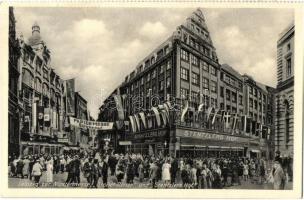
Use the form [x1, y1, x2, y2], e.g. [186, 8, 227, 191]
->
[0, 1, 303, 198]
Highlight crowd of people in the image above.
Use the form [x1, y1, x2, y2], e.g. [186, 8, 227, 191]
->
[8, 150, 292, 189]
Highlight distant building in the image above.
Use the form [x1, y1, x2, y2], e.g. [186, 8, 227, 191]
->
[99, 8, 275, 158]
[68, 92, 90, 148]
[8, 7, 21, 157]
[275, 23, 294, 156]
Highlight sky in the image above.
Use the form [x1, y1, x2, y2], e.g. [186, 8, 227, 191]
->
[14, 7, 294, 119]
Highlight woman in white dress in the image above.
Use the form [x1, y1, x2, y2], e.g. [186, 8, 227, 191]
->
[46, 157, 54, 183]
[162, 160, 171, 184]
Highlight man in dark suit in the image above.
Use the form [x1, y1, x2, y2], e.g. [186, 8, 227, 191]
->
[170, 157, 178, 185]
[90, 159, 101, 188]
[101, 157, 109, 188]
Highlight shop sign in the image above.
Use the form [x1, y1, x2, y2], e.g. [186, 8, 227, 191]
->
[134, 130, 166, 139]
[58, 138, 69, 143]
[119, 141, 132, 145]
[176, 129, 248, 143]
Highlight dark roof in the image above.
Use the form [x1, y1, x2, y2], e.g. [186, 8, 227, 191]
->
[221, 64, 243, 80]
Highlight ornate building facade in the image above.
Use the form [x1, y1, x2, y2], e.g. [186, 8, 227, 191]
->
[18, 22, 67, 155]
[275, 23, 294, 156]
[98, 9, 275, 158]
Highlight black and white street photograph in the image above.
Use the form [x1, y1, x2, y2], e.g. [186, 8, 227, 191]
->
[5, 5, 300, 194]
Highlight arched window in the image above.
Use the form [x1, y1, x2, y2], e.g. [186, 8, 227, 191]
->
[35, 77, 42, 93]
[22, 68, 34, 88]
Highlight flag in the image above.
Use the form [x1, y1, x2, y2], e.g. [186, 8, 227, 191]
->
[139, 112, 147, 129]
[129, 116, 137, 132]
[181, 100, 189, 123]
[134, 114, 141, 131]
[232, 113, 238, 130]
[160, 110, 167, 126]
[114, 94, 125, 120]
[206, 107, 214, 121]
[66, 78, 75, 116]
[220, 110, 226, 122]
[151, 107, 161, 127]
[225, 112, 231, 128]
[212, 108, 220, 125]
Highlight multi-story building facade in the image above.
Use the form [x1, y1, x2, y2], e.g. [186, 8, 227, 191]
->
[8, 7, 21, 157]
[68, 92, 90, 148]
[18, 23, 67, 155]
[275, 23, 294, 156]
[98, 9, 274, 158]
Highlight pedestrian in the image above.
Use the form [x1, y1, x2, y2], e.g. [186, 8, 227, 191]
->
[162, 159, 171, 184]
[126, 159, 135, 184]
[60, 155, 66, 173]
[16, 157, 24, 178]
[101, 157, 109, 188]
[71, 155, 81, 185]
[46, 156, 54, 183]
[212, 164, 222, 189]
[90, 159, 101, 188]
[31, 159, 43, 187]
[115, 159, 125, 183]
[272, 161, 286, 190]
[108, 154, 117, 176]
[190, 163, 198, 188]
[83, 157, 92, 188]
[181, 164, 190, 189]
[243, 160, 249, 181]
[138, 160, 144, 183]
[22, 156, 30, 179]
[170, 157, 178, 185]
[149, 160, 159, 189]
[65, 157, 73, 185]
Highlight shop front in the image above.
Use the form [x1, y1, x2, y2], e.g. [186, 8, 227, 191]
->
[124, 129, 169, 156]
[173, 128, 250, 158]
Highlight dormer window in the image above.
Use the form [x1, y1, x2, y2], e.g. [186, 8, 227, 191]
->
[151, 57, 155, 64]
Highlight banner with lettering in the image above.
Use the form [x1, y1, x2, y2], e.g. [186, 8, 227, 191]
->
[69, 117, 114, 130]
[66, 79, 75, 116]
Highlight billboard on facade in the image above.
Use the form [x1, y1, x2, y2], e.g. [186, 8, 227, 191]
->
[66, 78, 75, 116]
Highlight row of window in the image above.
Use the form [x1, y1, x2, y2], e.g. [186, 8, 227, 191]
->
[129, 61, 172, 91]
[181, 49, 217, 75]
[183, 26, 214, 60]
[220, 72, 243, 90]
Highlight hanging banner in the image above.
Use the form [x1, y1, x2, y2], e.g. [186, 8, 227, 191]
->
[114, 94, 125, 120]
[69, 117, 114, 130]
[211, 108, 220, 124]
[134, 114, 141, 131]
[151, 107, 161, 127]
[129, 116, 137, 132]
[139, 112, 147, 129]
[180, 101, 189, 123]
[66, 79, 75, 116]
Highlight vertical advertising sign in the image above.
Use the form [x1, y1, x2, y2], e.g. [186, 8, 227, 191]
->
[66, 78, 75, 116]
